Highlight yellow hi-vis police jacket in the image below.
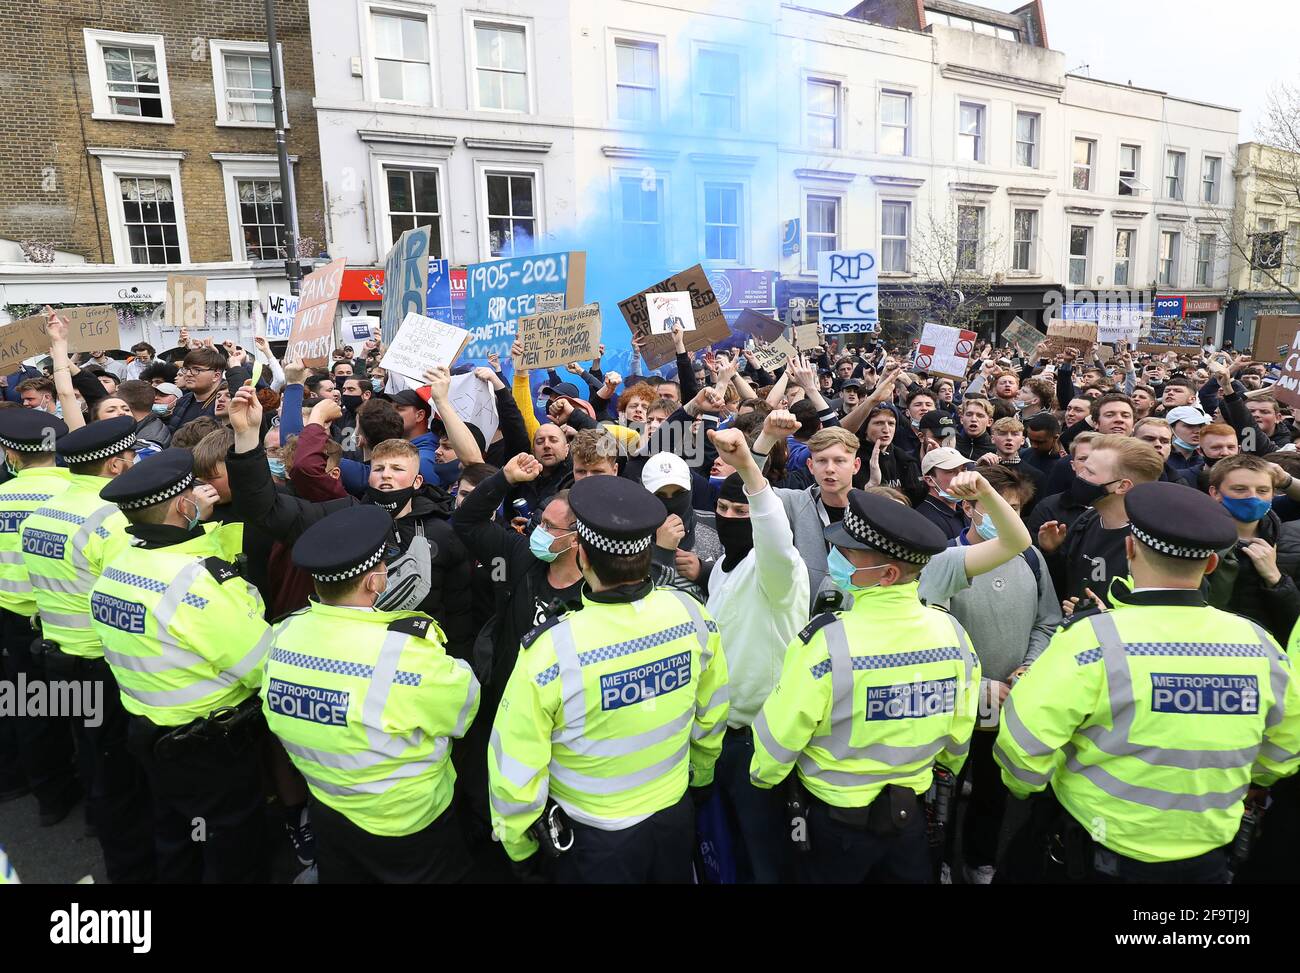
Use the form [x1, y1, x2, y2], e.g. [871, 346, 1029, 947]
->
[488, 585, 729, 861]
[21, 474, 131, 659]
[0, 466, 74, 617]
[995, 582, 1300, 863]
[749, 582, 980, 807]
[89, 523, 272, 727]
[262, 602, 480, 838]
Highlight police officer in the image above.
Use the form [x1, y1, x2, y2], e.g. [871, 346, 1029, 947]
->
[488, 476, 730, 883]
[89, 449, 273, 883]
[996, 481, 1300, 883]
[750, 489, 980, 884]
[21, 416, 153, 882]
[262, 505, 480, 884]
[0, 408, 78, 825]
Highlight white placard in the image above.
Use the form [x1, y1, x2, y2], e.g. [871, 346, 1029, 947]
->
[263, 293, 300, 340]
[440, 373, 501, 446]
[380, 311, 471, 384]
[914, 322, 979, 380]
[647, 291, 696, 334]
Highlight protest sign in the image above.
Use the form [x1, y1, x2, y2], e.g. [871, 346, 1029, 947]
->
[382, 312, 471, 383]
[750, 342, 789, 372]
[165, 275, 207, 330]
[463, 251, 586, 362]
[1273, 327, 1300, 408]
[381, 226, 431, 344]
[1138, 318, 1205, 355]
[263, 293, 300, 341]
[1253, 315, 1300, 362]
[441, 372, 500, 444]
[0, 314, 51, 371]
[1002, 316, 1045, 358]
[817, 250, 879, 334]
[1043, 321, 1098, 359]
[914, 323, 978, 379]
[647, 292, 695, 334]
[618, 264, 730, 369]
[349, 319, 375, 342]
[733, 308, 784, 343]
[792, 322, 821, 350]
[60, 306, 120, 352]
[287, 257, 346, 367]
[513, 303, 602, 371]
[425, 259, 454, 323]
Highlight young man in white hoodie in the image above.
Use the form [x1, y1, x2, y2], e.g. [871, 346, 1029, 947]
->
[703, 419, 810, 883]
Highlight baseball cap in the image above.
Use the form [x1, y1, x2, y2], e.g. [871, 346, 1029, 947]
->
[1165, 405, 1211, 427]
[391, 389, 430, 411]
[154, 382, 183, 398]
[920, 446, 971, 475]
[840, 378, 866, 392]
[539, 381, 581, 398]
[919, 410, 956, 434]
[641, 452, 691, 494]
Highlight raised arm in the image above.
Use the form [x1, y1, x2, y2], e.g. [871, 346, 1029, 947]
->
[426, 366, 484, 466]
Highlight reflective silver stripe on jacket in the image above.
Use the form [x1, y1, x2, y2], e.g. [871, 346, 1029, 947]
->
[1062, 742, 1248, 812]
[550, 740, 689, 795]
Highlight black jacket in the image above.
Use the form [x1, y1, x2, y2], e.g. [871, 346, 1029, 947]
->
[225, 442, 475, 658]
[956, 430, 996, 461]
[504, 458, 573, 521]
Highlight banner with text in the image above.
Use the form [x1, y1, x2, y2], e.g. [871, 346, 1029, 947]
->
[381, 226, 431, 345]
[463, 251, 586, 363]
[287, 258, 346, 367]
[817, 249, 879, 334]
[513, 303, 602, 371]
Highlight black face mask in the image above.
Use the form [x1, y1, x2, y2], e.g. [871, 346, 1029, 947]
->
[366, 485, 416, 515]
[341, 394, 364, 413]
[660, 491, 693, 522]
[1070, 476, 1120, 507]
[715, 515, 754, 572]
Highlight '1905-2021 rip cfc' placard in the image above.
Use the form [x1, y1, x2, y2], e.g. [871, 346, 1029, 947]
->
[513, 303, 602, 371]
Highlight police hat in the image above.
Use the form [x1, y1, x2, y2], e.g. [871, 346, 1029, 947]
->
[292, 505, 393, 582]
[824, 489, 948, 565]
[0, 408, 67, 453]
[1126, 481, 1237, 559]
[569, 476, 666, 555]
[100, 448, 194, 510]
[57, 416, 137, 465]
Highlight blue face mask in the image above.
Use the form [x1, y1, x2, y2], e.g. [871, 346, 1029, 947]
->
[371, 378, 383, 392]
[1172, 435, 1196, 452]
[180, 496, 202, 532]
[937, 488, 960, 503]
[535, 395, 549, 412]
[1222, 495, 1272, 523]
[152, 403, 171, 416]
[974, 511, 998, 541]
[827, 547, 889, 593]
[529, 524, 573, 562]
[268, 458, 286, 479]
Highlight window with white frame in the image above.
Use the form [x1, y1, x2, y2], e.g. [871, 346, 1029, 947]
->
[120, 175, 181, 263]
[1119, 144, 1141, 196]
[956, 206, 984, 272]
[1113, 228, 1134, 286]
[1159, 230, 1181, 286]
[211, 42, 278, 125]
[474, 22, 528, 112]
[1012, 209, 1037, 272]
[1072, 138, 1096, 191]
[879, 90, 910, 156]
[614, 39, 658, 122]
[806, 79, 840, 149]
[697, 48, 740, 129]
[881, 201, 910, 273]
[1197, 232, 1216, 287]
[805, 194, 840, 272]
[1166, 150, 1186, 200]
[485, 172, 536, 257]
[384, 166, 443, 257]
[83, 30, 172, 122]
[617, 174, 664, 259]
[371, 9, 433, 104]
[233, 178, 284, 260]
[958, 102, 985, 163]
[1015, 111, 1039, 168]
[704, 183, 741, 262]
[1068, 225, 1091, 286]
[1201, 156, 1222, 204]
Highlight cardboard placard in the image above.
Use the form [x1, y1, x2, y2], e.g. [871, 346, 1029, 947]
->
[381, 226, 431, 345]
[617, 264, 730, 369]
[792, 323, 822, 350]
[733, 308, 784, 343]
[513, 303, 602, 371]
[382, 312, 471, 383]
[286, 257, 346, 367]
[1002, 316, 1046, 358]
[165, 275, 207, 330]
[1252, 315, 1300, 363]
[914, 323, 978, 380]
[59, 305, 120, 352]
[0, 314, 52, 371]
[1043, 321, 1098, 359]
[750, 342, 789, 373]
[1273, 328, 1300, 408]
[817, 249, 879, 334]
[463, 251, 585, 362]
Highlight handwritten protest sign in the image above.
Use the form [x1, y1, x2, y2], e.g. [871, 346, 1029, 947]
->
[442, 372, 500, 444]
[915, 323, 978, 379]
[817, 250, 879, 334]
[1273, 328, 1300, 408]
[165, 275, 207, 330]
[60, 306, 120, 352]
[792, 322, 821, 350]
[618, 264, 730, 369]
[0, 315, 51, 371]
[382, 312, 471, 383]
[750, 342, 789, 373]
[463, 251, 586, 363]
[513, 303, 602, 371]
[286, 257, 346, 367]
[1043, 321, 1098, 359]
[647, 292, 695, 334]
[381, 226, 431, 345]
[263, 293, 300, 341]
[733, 309, 784, 343]
[1002, 316, 1046, 358]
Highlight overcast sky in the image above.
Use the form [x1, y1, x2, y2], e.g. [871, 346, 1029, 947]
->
[801, 0, 1296, 134]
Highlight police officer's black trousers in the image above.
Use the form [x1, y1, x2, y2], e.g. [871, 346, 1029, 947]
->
[126, 715, 268, 884]
[548, 792, 695, 884]
[0, 610, 78, 812]
[309, 796, 472, 884]
[794, 796, 932, 884]
[46, 653, 154, 883]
